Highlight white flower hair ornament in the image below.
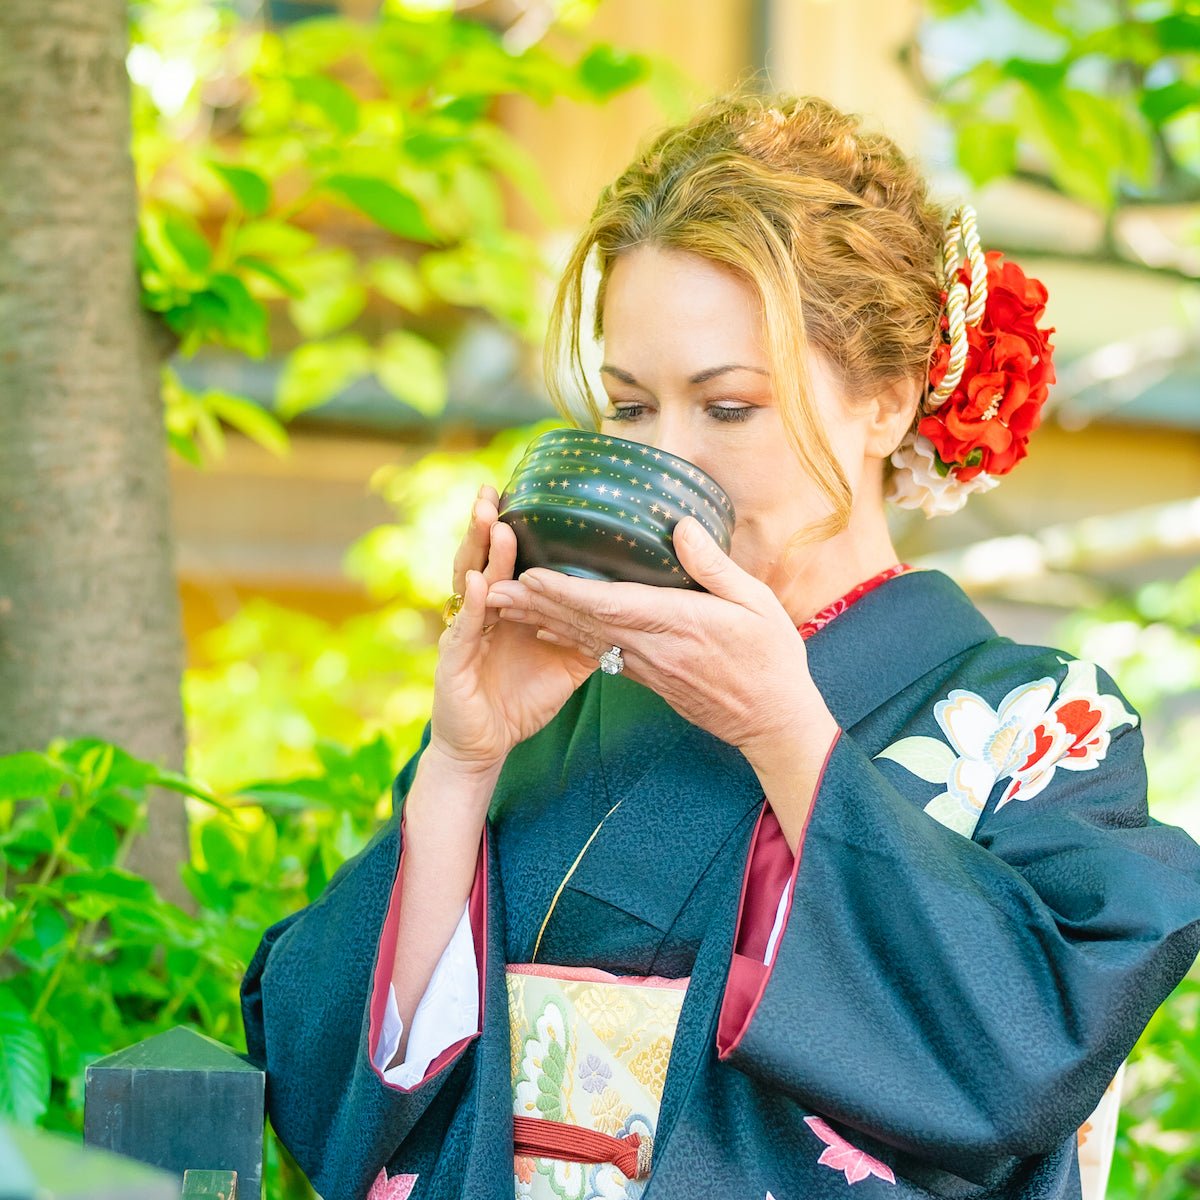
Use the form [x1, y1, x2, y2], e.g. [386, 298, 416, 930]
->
[885, 203, 1057, 518]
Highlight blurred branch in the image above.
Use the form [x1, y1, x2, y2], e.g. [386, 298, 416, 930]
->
[914, 497, 1200, 600]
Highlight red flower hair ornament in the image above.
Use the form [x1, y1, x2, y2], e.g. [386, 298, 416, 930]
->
[886, 203, 1057, 517]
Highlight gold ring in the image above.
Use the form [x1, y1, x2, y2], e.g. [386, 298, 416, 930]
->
[482, 622, 498, 635]
[442, 592, 464, 628]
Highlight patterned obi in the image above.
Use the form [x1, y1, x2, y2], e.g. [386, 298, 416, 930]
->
[506, 963, 689, 1200]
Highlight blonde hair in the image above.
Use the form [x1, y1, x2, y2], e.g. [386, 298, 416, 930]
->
[543, 87, 948, 547]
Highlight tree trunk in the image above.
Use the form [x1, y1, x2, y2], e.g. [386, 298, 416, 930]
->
[0, 0, 191, 908]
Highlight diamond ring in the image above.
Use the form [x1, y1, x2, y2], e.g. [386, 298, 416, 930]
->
[598, 645, 625, 675]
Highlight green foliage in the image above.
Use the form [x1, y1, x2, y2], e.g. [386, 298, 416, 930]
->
[922, 0, 1198, 209]
[126, 0, 671, 462]
[0, 730, 400, 1200]
[1053, 564, 1200, 1195]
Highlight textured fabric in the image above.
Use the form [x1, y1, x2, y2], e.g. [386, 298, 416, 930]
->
[241, 568, 1200, 1200]
[378, 881, 794, 1084]
[508, 964, 688, 1198]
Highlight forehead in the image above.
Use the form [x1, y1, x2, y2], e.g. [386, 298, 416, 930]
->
[601, 245, 766, 369]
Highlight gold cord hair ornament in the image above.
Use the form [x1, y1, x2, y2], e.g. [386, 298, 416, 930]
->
[925, 203, 988, 410]
[887, 198, 1056, 519]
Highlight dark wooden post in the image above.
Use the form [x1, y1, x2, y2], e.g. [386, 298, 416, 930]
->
[0, 1118, 180, 1200]
[84, 1026, 265, 1200]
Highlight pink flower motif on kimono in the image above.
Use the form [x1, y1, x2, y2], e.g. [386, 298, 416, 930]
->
[365, 1168, 418, 1200]
[874, 658, 1137, 838]
[804, 1116, 896, 1186]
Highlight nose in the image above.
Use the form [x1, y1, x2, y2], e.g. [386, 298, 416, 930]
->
[646, 413, 702, 474]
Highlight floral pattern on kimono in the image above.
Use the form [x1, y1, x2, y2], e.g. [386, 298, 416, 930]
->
[874, 656, 1139, 837]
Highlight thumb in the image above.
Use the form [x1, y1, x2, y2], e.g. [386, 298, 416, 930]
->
[672, 516, 760, 606]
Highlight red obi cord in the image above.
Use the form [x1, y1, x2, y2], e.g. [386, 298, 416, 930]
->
[513, 1115, 652, 1181]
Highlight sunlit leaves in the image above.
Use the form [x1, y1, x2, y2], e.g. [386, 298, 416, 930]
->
[375, 330, 447, 417]
[576, 44, 650, 99]
[163, 366, 289, 461]
[321, 174, 439, 242]
[275, 334, 371, 418]
[928, 1, 1189, 211]
[130, 1, 663, 445]
[208, 162, 271, 217]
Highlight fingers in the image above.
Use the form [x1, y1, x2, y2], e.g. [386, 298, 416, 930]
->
[483, 517, 518, 587]
[491, 570, 676, 634]
[452, 483, 502, 595]
[672, 516, 770, 610]
[439, 568, 488, 661]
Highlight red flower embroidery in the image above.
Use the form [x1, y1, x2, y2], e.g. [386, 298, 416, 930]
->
[921, 250, 1056, 481]
[804, 1116, 896, 1186]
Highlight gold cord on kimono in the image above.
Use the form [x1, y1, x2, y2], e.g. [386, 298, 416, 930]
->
[530, 798, 625, 963]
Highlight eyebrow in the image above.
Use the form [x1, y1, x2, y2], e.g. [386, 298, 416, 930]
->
[599, 363, 769, 387]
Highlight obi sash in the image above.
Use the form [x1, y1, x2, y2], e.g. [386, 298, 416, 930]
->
[507, 963, 689, 1200]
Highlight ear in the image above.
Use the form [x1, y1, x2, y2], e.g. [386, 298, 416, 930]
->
[865, 377, 922, 458]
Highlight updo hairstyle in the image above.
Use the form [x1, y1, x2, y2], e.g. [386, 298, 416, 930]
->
[543, 86, 949, 545]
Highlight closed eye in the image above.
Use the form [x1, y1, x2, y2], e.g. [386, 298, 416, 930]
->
[607, 403, 754, 423]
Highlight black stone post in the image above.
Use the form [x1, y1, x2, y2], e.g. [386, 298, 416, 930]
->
[84, 1026, 265, 1200]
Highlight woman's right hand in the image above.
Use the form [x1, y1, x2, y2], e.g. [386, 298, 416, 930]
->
[428, 483, 598, 774]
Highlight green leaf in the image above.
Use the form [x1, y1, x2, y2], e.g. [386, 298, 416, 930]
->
[276, 335, 372, 418]
[209, 163, 271, 217]
[322, 175, 438, 242]
[233, 220, 317, 260]
[0, 989, 51, 1125]
[205, 392, 290, 457]
[1140, 83, 1200, 127]
[576, 44, 649, 99]
[923, 791, 982, 838]
[161, 212, 214, 275]
[874, 736, 957, 784]
[955, 121, 1018, 186]
[0, 753, 68, 800]
[1003, 0, 1070, 35]
[367, 256, 429, 312]
[292, 74, 360, 134]
[1014, 84, 1115, 210]
[199, 818, 243, 886]
[374, 330, 447, 418]
[1153, 12, 1200, 53]
[289, 276, 367, 338]
[168, 430, 203, 466]
[237, 256, 304, 298]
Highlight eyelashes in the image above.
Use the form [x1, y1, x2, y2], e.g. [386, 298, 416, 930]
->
[606, 404, 753, 424]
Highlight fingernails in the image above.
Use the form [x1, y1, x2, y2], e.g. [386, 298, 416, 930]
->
[519, 571, 543, 592]
[486, 592, 512, 607]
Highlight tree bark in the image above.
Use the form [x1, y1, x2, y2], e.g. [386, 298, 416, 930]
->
[0, 0, 191, 908]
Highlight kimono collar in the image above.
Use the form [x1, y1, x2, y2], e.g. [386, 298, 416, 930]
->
[802, 566, 997, 730]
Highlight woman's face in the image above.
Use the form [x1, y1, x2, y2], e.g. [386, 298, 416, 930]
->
[597, 243, 904, 610]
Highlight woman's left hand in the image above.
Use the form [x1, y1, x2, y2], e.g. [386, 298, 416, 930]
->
[484, 515, 826, 758]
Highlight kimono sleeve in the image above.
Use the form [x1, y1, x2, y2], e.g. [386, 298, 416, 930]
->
[716, 658, 1200, 1175]
[239, 719, 490, 1200]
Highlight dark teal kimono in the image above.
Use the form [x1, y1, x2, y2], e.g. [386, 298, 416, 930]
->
[240, 568, 1200, 1200]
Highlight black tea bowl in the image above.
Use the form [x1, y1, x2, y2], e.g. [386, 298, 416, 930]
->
[497, 428, 735, 590]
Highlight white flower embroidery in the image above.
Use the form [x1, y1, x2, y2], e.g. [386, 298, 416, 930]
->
[875, 659, 1138, 837]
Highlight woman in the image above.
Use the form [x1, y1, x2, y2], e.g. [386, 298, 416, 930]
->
[240, 91, 1200, 1200]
